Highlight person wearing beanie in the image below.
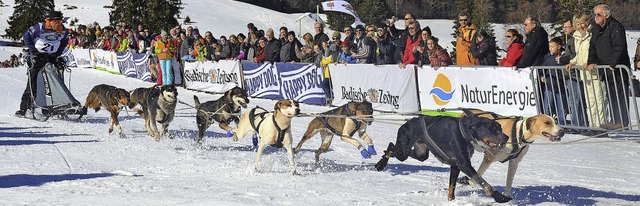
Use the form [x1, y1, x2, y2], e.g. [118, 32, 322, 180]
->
[338, 41, 356, 64]
[326, 31, 342, 63]
[332, 31, 341, 40]
[16, 10, 69, 117]
[155, 30, 175, 85]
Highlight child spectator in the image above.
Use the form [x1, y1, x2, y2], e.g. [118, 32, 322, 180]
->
[541, 37, 567, 124]
[338, 41, 356, 64]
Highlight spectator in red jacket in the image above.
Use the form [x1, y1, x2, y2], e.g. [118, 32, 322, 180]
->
[499, 29, 524, 67]
[400, 21, 421, 68]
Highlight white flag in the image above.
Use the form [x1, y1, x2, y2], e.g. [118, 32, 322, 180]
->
[321, 1, 365, 27]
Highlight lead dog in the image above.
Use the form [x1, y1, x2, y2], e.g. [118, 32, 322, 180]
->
[375, 112, 511, 203]
[141, 85, 178, 141]
[293, 101, 375, 161]
[79, 84, 130, 137]
[232, 99, 300, 174]
[193, 87, 249, 142]
[458, 109, 564, 198]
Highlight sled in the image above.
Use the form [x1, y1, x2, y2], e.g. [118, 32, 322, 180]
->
[25, 56, 84, 121]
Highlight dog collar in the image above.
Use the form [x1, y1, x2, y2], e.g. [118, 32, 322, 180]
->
[458, 119, 492, 152]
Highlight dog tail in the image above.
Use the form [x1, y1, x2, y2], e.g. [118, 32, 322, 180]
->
[193, 95, 201, 110]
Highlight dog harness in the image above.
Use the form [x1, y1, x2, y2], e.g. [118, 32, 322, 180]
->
[418, 116, 455, 162]
[318, 104, 362, 137]
[248, 106, 289, 148]
[499, 118, 531, 163]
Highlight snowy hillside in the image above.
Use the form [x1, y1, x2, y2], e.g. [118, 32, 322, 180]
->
[1, 0, 640, 205]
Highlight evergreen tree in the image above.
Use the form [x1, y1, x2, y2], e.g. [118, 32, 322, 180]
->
[109, 0, 181, 34]
[326, 11, 353, 31]
[552, 0, 603, 34]
[109, 0, 144, 28]
[184, 15, 191, 24]
[325, 0, 388, 31]
[471, 0, 494, 33]
[357, 0, 388, 27]
[5, 0, 55, 41]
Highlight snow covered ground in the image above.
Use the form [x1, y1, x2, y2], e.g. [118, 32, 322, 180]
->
[1, 0, 640, 205]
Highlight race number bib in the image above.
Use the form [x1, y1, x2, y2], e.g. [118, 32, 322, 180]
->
[34, 32, 64, 54]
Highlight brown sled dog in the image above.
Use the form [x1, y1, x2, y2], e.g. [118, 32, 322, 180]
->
[293, 101, 375, 161]
[79, 84, 130, 137]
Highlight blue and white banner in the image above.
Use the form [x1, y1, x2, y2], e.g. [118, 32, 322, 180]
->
[329, 64, 419, 113]
[417, 66, 537, 117]
[61, 49, 77, 67]
[184, 60, 243, 93]
[242, 61, 328, 105]
[277, 63, 326, 105]
[117, 52, 152, 82]
[242, 62, 283, 100]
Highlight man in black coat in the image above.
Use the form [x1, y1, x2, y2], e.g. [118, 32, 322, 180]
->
[586, 4, 631, 129]
[313, 22, 329, 47]
[263, 28, 281, 63]
[517, 16, 549, 68]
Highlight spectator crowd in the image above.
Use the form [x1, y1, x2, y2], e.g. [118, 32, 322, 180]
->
[23, 4, 640, 132]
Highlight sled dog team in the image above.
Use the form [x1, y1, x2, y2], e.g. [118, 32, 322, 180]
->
[78, 84, 564, 203]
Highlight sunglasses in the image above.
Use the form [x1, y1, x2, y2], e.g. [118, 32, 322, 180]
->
[595, 13, 603, 17]
[404, 17, 413, 20]
[506, 35, 513, 38]
[356, 29, 363, 32]
[332, 37, 338, 40]
[367, 29, 374, 32]
[459, 19, 468, 22]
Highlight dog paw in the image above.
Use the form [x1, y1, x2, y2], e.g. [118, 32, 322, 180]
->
[491, 192, 512, 203]
[360, 149, 371, 159]
[252, 135, 259, 148]
[367, 145, 377, 155]
[108, 128, 113, 134]
[119, 133, 127, 138]
[457, 176, 471, 185]
[374, 157, 388, 171]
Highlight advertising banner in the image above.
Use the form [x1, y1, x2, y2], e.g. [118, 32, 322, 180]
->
[242, 61, 328, 105]
[416, 66, 537, 116]
[329, 64, 419, 112]
[117, 52, 152, 82]
[184, 60, 243, 93]
[92, 49, 120, 74]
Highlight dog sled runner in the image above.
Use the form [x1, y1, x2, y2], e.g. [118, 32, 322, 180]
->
[25, 58, 84, 121]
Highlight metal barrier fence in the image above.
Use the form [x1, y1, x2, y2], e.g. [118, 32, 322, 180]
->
[530, 65, 640, 133]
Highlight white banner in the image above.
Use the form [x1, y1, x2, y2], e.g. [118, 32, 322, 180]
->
[92, 49, 120, 74]
[183, 60, 242, 93]
[321, 1, 365, 28]
[71, 48, 93, 68]
[417, 66, 537, 116]
[329, 64, 419, 113]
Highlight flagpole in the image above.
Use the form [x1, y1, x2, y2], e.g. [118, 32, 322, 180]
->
[317, 5, 320, 22]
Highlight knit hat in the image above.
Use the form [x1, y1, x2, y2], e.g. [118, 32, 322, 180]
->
[48, 11, 63, 20]
[340, 41, 350, 47]
[332, 31, 341, 39]
[160, 30, 168, 37]
[192, 29, 200, 36]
